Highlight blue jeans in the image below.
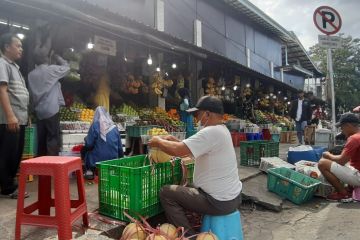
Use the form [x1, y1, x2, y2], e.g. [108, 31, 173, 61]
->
[295, 121, 307, 144]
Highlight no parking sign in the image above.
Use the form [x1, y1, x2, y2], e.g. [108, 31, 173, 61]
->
[313, 6, 342, 35]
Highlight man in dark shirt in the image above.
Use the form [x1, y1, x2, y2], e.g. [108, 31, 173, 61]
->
[289, 90, 312, 144]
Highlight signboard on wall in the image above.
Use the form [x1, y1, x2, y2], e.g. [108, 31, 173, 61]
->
[93, 35, 117, 56]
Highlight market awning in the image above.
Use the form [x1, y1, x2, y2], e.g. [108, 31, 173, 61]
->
[2, 0, 300, 93]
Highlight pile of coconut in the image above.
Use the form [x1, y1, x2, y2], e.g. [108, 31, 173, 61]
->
[121, 213, 218, 240]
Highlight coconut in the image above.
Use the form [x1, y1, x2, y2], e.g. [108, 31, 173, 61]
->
[122, 223, 147, 240]
[196, 232, 218, 240]
[149, 148, 172, 163]
[145, 233, 167, 240]
[159, 223, 178, 239]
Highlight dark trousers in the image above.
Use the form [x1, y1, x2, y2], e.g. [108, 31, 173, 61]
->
[37, 113, 60, 156]
[0, 124, 25, 194]
[160, 185, 241, 235]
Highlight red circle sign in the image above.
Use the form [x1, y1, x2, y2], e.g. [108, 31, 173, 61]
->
[313, 6, 342, 35]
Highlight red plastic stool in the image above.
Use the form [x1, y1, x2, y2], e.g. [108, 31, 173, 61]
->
[15, 156, 89, 240]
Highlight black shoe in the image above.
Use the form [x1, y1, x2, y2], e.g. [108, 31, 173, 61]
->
[84, 170, 94, 180]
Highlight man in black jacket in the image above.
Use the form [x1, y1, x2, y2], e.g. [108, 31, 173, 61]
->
[290, 90, 312, 144]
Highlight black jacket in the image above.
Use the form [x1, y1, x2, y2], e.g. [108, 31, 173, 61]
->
[289, 99, 312, 122]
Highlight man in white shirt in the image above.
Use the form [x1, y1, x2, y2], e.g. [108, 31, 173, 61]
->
[148, 96, 242, 235]
[290, 90, 312, 144]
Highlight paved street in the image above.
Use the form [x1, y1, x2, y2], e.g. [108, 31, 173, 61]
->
[1, 144, 360, 240]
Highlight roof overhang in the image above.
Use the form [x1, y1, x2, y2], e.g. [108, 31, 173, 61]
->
[2, 0, 300, 93]
[222, 0, 323, 77]
[275, 64, 314, 77]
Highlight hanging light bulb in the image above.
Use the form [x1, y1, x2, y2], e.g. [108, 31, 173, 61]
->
[270, 93, 274, 97]
[165, 72, 169, 77]
[147, 54, 153, 65]
[124, 55, 128, 62]
[246, 83, 251, 88]
[221, 85, 225, 91]
[287, 101, 291, 105]
[233, 85, 238, 91]
[266, 95, 270, 99]
[156, 67, 161, 72]
[87, 41, 94, 49]
[284, 97, 288, 100]
[69, 48, 74, 52]
[172, 63, 177, 69]
[273, 95, 277, 99]
[278, 91, 281, 95]
[16, 33, 25, 40]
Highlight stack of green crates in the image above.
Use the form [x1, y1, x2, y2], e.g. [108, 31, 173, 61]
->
[267, 141, 280, 157]
[240, 140, 280, 166]
[97, 155, 194, 221]
[267, 167, 321, 204]
[23, 127, 36, 158]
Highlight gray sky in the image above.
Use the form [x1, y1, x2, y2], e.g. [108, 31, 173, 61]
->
[248, 0, 360, 50]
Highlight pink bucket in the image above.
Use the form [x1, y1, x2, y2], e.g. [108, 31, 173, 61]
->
[352, 187, 360, 201]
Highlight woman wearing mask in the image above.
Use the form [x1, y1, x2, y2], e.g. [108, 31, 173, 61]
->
[82, 106, 124, 179]
[178, 88, 195, 133]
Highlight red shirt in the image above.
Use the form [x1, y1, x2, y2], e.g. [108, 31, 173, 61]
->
[343, 132, 360, 171]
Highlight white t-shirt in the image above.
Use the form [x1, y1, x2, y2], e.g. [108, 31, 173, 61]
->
[296, 99, 303, 121]
[183, 125, 242, 201]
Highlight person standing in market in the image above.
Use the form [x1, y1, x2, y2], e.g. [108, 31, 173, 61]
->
[0, 33, 29, 198]
[178, 87, 194, 133]
[318, 113, 360, 202]
[27, 38, 70, 156]
[289, 90, 312, 144]
[81, 106, 124, 180]
[148, 96, 242, 236]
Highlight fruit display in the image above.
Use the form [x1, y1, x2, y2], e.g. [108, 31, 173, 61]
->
[59, 107, 79, 121]
[167, 109, 180, 121]
[80, 108, 95, 122]
[125, 74, 147, 94]
[243, 86, 252, 97]
[205, 77, 216, 96]
[151, 72, 173, 95]
[258, 97, 270, 108]
[71, 102, 86, 110]
[254, 110, 293, 128]
[147, 128, 168, 136]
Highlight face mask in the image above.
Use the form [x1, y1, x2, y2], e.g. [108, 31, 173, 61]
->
[196, 112, 208, 131]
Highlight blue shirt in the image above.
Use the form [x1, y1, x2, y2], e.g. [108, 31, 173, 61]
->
[84, 121, 124, 169]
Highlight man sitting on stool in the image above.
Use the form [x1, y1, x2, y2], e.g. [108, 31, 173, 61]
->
[318, 113, 360, 202]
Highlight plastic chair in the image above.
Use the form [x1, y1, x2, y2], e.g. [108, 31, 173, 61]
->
[15, 156, 88, 240]
[201, 210, 244, 240]
[353, 187, 360, 201]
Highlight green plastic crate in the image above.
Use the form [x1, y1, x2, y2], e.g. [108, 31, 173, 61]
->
[23, 127, 35, 156]
[267, 141, 280, 157]
[240, 141, 268, 166]
[97, 155, 192, 221]
[267, 167, 321, 204]
[126, 125, 159, 137]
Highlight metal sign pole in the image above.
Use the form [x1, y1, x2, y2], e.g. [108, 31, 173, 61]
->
[327, 48, 337, 141]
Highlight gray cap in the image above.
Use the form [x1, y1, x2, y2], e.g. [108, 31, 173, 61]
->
[335, 113, 360, 127]
[186, 96, 224, 114]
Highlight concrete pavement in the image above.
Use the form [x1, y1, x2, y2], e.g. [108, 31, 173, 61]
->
[2, 143, 360, 240]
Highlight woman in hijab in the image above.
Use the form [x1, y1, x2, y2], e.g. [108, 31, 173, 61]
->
[82, 106, 124, 179]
